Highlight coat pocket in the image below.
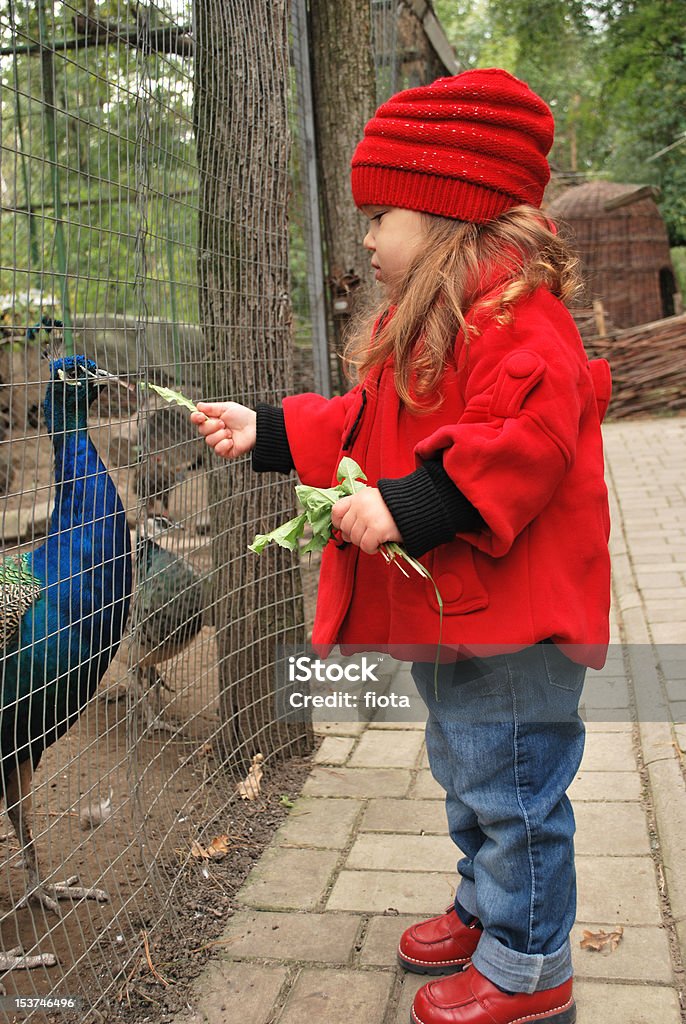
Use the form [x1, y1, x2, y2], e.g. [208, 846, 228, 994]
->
[424, 542, 489, 616]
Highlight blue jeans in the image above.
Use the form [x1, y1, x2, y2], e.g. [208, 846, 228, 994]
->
[411, 643, 586, 994]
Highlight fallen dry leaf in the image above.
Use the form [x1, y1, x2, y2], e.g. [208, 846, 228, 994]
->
[580, 926, 624, 953]
[206, 835, 230, 859]
[236, 753, 264, 800]
[190, 839, 210, 860]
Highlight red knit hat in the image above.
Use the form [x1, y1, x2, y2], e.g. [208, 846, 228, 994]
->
[351, 68, 554, 223]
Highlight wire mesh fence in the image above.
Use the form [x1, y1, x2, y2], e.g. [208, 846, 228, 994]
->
[0, 0, 314, 1017]
[0, 0, 454, 1017]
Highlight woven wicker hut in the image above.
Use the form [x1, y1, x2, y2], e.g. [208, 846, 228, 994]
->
[548, 181, 680, 329]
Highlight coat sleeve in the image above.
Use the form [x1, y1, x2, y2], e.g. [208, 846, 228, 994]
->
[282, 387, 363, 486]
[415, 298, 590, 558]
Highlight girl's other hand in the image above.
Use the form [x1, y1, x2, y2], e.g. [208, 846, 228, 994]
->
[191, 402, 257, 459]
[331, 488, 402, 554]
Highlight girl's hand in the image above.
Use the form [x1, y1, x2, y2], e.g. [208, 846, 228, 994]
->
[191, 402, 257, 459]
[331, 488, 402, 554]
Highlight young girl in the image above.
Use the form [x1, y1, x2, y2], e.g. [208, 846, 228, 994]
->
[192, 68, 611, 1024]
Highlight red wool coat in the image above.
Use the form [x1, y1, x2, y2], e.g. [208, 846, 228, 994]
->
[282, 288, 611, 668]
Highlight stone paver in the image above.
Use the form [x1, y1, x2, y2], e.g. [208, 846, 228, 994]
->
[575, 979, 681, 1024]
[274, 796, 362, 849]
[569, 770, 642, 802]
[344, 832, 458, 872]
[393, 974, 433, 1024]
[666, 679, 686, 702]
[239, 846, 340, 910]
[313, 735, 357, 764]
[173, 418, 686, 1024]
[571, 922, 674, 984]
[314, 721, 366, 737]
[585, 719, 632, 732]
[187, 961, 287, 1024]
[579, 731, 636, 772]
[409, 770, 446, 799]
[327, 869, 456, 914]
[361, 797, 448, 834]
[279, 968, 394, 1024]
[302, 766, 412, 798]
[216, 909, 360, 963]
[576, 856, 662, 924]
[574, 802, 652, 856]
[359, 915, 418, 966]
[582, 675, 631, 710]
[348, 729, 425, 768]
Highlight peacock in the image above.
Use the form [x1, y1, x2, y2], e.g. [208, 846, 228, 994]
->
[130, 514, 205, 730]
[0, 353, 132, 972]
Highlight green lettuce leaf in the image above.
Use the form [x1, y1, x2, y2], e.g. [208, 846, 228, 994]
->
[248, 513, 308, 554]
[139, 381, 199, 413]
[337, 457, 367, 495]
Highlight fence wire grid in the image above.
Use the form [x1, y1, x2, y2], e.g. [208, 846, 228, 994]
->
[0, 0, 455, 1018]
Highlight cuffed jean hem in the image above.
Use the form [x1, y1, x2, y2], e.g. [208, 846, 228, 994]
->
[472, 932, 573, 995]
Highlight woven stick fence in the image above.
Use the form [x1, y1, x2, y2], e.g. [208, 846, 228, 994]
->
[585, 313, 686, 419]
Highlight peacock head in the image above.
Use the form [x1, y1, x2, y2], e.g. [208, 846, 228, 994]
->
[44, 355, 132, 435]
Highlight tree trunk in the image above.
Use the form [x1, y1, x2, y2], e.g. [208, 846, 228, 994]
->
[310, 0, 377, 379]
[194, 0, 312, 772]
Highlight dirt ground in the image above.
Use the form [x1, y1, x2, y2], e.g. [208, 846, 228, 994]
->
[0, 350, 323, 1023]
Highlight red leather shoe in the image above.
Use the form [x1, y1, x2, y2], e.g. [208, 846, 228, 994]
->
[410, 965, 575, 1024]
[398, 905, 482, 975]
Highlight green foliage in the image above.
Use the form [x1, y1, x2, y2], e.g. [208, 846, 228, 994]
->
[249, 457, 443, 649]
[0, 0, 199, 325]
[249, 457, 368, 556]
[138, 382, 199, 414]
[670, 249, 686, 305]
[433, 0, 686, 244]
[593, 0, 686, 243]
[249, 456, 445, 691]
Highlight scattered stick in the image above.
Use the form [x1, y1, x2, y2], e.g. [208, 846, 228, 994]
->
[141, 931, 170, 987]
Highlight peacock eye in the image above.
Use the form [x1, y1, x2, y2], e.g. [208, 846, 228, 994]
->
[56, 367, 81, 386]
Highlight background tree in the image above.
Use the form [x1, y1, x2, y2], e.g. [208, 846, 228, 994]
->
[433, 0, 686, 250]
[592, 0, 686, 245]
[309, 0, 377, 386]
[195, 0, 311, 770]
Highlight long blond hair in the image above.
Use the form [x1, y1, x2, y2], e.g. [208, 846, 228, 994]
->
[343, 205, 581, 412]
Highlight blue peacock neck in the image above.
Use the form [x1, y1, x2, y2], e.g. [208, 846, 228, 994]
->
[44, 385, 116, 536]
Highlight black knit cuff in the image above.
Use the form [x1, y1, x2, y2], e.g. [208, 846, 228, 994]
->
[251, 404, 295, 474]
[378, 460, 484, 558]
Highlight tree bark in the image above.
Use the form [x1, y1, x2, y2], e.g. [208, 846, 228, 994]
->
[310, 0, 377, 370]
[194, 0, 312, 772]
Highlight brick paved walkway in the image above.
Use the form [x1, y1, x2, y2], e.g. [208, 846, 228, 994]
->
[176, 416, 686, 1024]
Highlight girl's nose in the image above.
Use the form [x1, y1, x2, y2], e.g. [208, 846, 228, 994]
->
[363, 229, 375, 250]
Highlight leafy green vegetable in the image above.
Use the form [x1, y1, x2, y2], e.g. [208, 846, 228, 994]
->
[250, 457, 444, 693]
[249, 513, 307, 554]
[337, 456, 367, 495]
[138, 381, 199, 414]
